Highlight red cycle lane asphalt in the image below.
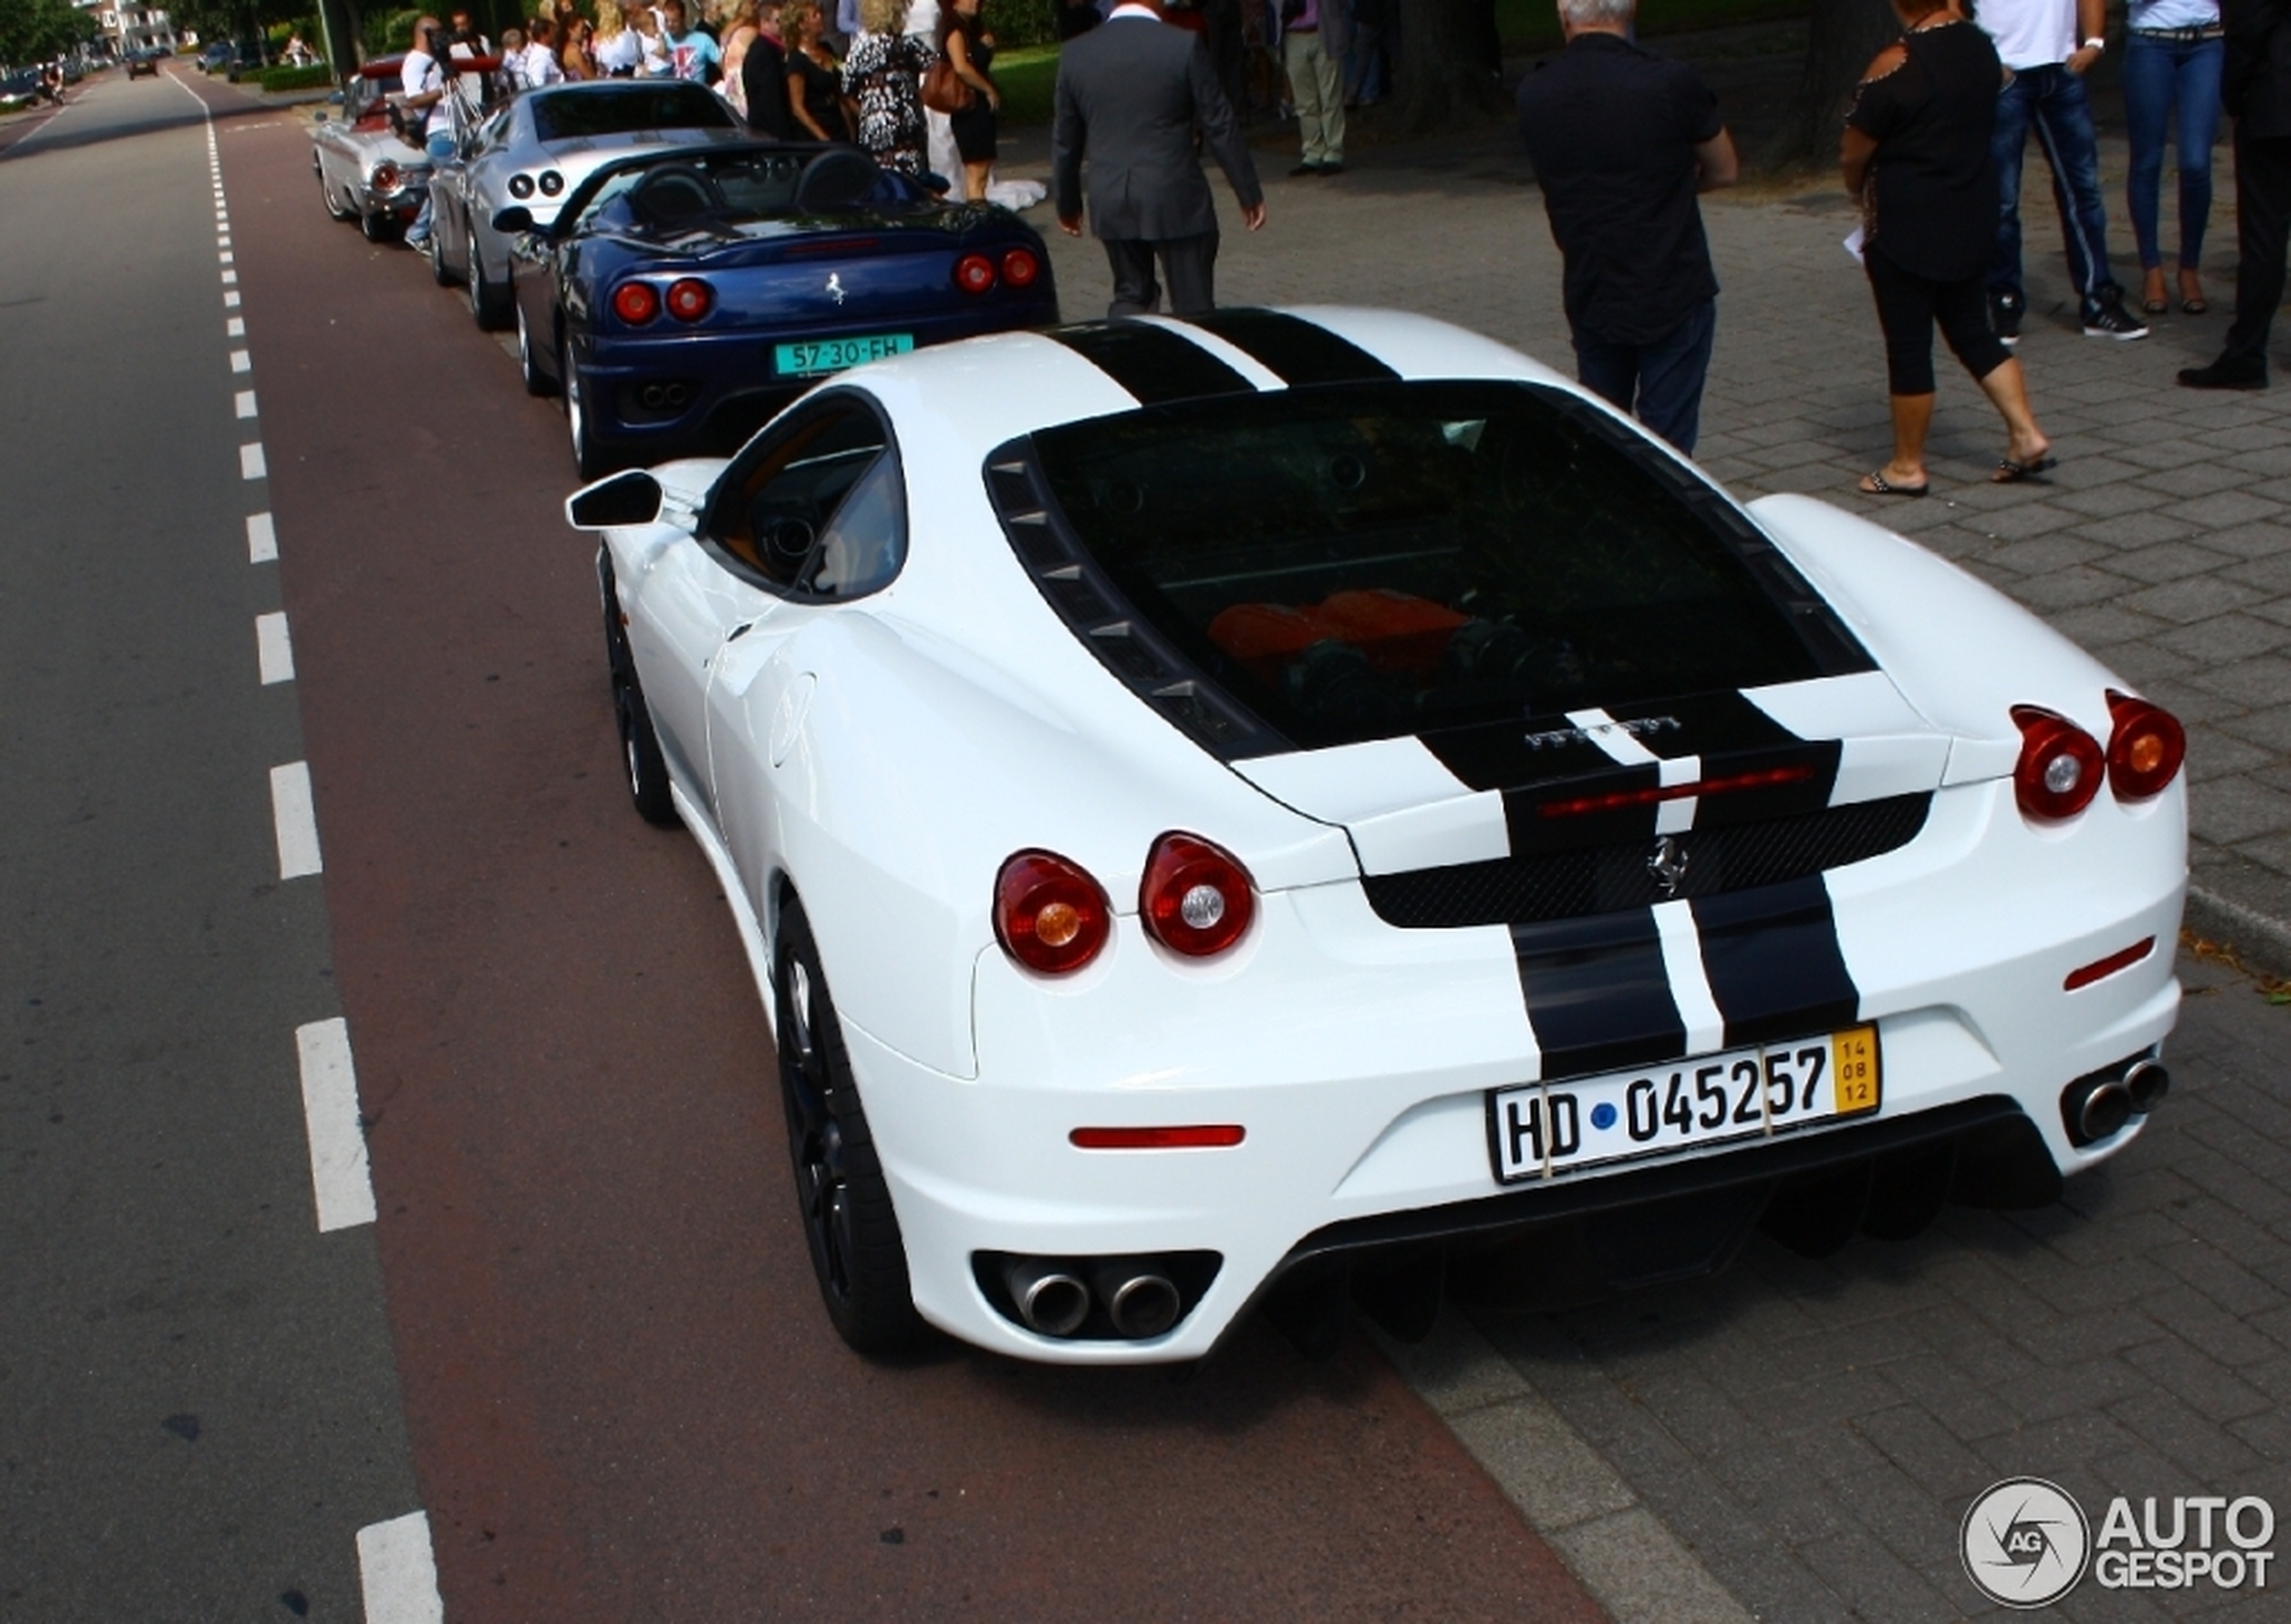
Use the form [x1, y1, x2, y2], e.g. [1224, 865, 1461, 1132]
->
[194, 70, 1607, 1620]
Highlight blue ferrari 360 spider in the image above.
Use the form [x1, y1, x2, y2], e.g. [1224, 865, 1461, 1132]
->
[497, 142, 1061, 475]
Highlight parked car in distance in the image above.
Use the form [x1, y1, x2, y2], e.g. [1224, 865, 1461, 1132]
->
[426, 78, 749, 331]
[502, 141, 1059, 475]
[312, 56, 432, 243]
[126, 50, 161, 78]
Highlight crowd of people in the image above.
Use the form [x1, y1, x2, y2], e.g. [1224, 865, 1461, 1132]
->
[1510, 0, 2282, 499]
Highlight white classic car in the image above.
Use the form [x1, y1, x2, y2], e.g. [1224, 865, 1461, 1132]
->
[565, 308, 2186, 1365]
[312, 56, 432, 243]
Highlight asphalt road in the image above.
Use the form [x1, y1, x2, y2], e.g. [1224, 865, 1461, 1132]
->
[0, 71, 421, 1622]
[0, 67, 1606, 1622]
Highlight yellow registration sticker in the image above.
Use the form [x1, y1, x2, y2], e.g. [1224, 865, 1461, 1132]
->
[1833, 1025, 1881, 1115]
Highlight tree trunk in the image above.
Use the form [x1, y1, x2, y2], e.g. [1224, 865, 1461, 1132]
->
[1770, 0, 1899, 169]
[1394, 0, 1506, 135]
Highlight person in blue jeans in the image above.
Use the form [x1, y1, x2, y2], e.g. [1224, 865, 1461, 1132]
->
[2122, 0, 2223, 315]
[1977, 0, 2150, 338]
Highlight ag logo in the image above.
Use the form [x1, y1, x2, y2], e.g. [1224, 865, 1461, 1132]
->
[1962, 1477, 2092, 1608]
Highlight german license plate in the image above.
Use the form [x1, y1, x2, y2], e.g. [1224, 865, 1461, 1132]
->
[1486, 1026, 1881, 1185]
[773, 332, 915, 376]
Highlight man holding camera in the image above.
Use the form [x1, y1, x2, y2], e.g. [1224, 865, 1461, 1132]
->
[400, 17, 456, 252]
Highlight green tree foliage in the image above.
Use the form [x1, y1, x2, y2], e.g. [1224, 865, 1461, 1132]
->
[0, 0, 98, 65]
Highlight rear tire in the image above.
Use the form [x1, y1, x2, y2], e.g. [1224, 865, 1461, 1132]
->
[518, 302, 554, 397]
[775, 901, 928, 1355]
[466, 240, 512, 330]
[359, 206, 393, 243]
[319, 165, 354, 221]
[427, 215, 456, 285]
[602, 584, 677, 828]
[566, 364, 611, 480]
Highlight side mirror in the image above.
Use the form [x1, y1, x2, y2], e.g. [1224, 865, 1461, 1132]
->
[566, 470, 664, 530]
[492, 204, 535, 235]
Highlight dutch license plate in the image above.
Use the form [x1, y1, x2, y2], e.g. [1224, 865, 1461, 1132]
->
[773, 332, 915, 377]
[1486, 1026, 1881, 1185]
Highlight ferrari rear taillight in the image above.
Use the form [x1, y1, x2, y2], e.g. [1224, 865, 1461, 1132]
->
[2011, 706, 2105, 821]
[1001, 247, 1040, 289]
[612, 280, 659, 325]
[953, 252, 997, 295]
[665, 277, 713, 322]
[995, 850, 1110, 975]
[2105, 690, 2185, 801]
[1140, 833, 1255, 959]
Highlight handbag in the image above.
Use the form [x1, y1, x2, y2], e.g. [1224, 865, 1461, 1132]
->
[921, 55, 973, 114]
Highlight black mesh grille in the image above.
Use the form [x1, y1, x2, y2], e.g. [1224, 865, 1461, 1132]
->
[1362, 794, 1931, 929]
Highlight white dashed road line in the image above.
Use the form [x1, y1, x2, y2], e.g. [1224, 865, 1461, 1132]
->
[294, 1018, 375, 1233]
[270, 761, 323, 879]
[357, 1511, 446, 1624]
[255, 611, 294, 685]
[187, 74, 444, 1600]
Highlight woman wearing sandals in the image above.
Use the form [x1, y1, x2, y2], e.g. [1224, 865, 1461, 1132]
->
[1843, 0, 2055, 494]
[2123, 0, 2222, 316]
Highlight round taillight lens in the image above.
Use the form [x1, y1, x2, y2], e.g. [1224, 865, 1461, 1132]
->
[373, 162, 399, 191]
[953, 252, 996, 294]
[508, 172, 535, 198]
[1140, 832, 1255, 959]
[994, 850, 1110, 976]
[538, 169, 564, 197]
[1001, 247, 1039, 289]
[665, 277, 713, 322]
[2010, 706, 2105, 821]
[2104, 689, 2185, 801]
[612, 280, 659, 325]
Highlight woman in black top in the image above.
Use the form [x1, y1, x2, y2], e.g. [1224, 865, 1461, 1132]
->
[1843, 0, 2053, 494]
[783, 0, 853, 143]
[939, 0, 1001, 202]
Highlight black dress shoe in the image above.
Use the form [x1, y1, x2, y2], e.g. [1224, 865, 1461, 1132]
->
[2177, 357, 2268, 390]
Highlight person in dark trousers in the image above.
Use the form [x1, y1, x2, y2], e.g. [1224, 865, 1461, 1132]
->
[2180, 0, 2291, 385]
[1515, 0, 1738, 454]
[1052, 0, 1267, 317]
[1843, 0, 2055, 491]
[741, 0, 796, 135]
[1974, 0, 2150, 340]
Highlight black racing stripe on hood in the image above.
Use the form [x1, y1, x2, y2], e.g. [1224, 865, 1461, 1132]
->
[1513, 911, 1686, 1082]
[1691, 877, 1861, 1049]
[1045, 321, 1256, 405]
[1180, 308, 1402, 386]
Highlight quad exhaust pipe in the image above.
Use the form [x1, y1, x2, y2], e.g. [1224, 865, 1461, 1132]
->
[2062, 1053, 2169, 1147]
[998, 1255, 1183, 1340]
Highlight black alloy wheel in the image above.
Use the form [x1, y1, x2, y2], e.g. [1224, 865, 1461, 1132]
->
[603, 586, 677, 829]
[774, 901, 928, 1355]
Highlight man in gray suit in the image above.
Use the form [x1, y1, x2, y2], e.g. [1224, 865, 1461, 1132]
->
[1052, 0, 1267, 317]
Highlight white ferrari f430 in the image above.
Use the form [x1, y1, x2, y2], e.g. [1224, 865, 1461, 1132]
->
[566, 307, 2186, 1364]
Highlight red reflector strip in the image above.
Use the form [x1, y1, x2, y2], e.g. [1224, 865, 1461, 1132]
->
[1069, 1125, 1246, 1150]
[2064, 936, 2157, 991]
[1537, 764, 1815, 820]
